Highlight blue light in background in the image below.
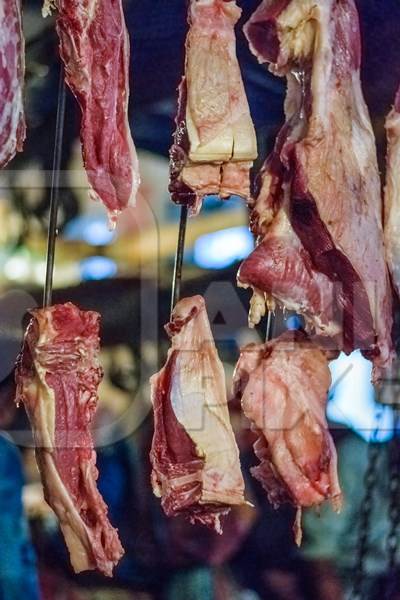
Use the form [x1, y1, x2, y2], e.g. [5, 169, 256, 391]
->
[327, 351, 393, 443]
[286, 315, 303, 330]
[79, 256, 118, 281]
[201, 194, 245, 212]
[193, 226, 254, 270]
[64, 215, 116, 246]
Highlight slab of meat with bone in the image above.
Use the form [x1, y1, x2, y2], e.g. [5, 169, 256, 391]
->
[169, 0, 258, 215]
[239, 0, 393, 382]
[150, 295, 246, 533]
[15, 303, 124, 576]
[233, 330, 342, 544]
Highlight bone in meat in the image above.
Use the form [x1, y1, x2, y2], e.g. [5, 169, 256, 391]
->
[169, 0, 257, 215]
[15, 303, 124, 576]
[150, 295, 246, 533]
[233, 330, 342, 544]
[241, 0, 393, 381]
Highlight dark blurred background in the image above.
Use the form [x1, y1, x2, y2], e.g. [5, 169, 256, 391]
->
[0, 1, 400, 599]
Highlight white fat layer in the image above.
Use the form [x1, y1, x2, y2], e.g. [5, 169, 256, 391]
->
[350, 73, 378, 176]
[385, 109, 400, 297]
[37, 451, 93, 573]
[168, 298, 245, 506]
[276, 1, 334, 128]
[186, 0, 257, 163]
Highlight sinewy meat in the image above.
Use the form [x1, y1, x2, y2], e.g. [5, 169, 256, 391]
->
[169, 0, 257, 215]
[44, 0, 140, 221]
[15, 303, 124, 576]
[233, 331, 341, 543]
[150, 295, 245, 533]
[242, 0, 393, 380]
[384, 86, 400, 298]
[238, 208, 339, 337]
[0, 0, 26, 167]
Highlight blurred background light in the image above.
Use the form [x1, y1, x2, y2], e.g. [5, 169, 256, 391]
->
[193, 226, 254, 270]
[64, 215, 116, 246]
[327, 350, 393, 443]
[79, 256, 118, 281]
[286, 315, 303, 330]
[4, 248, 32, 282]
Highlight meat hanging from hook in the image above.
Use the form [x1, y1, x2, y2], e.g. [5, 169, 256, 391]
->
[16, 54, 125, 576]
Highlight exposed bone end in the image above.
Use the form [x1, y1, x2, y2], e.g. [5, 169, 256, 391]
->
[42, 0, 57, 17]
[248, 289, 268, 328]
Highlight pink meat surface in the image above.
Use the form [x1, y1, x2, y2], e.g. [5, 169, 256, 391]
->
[52, 0, 139, 220]
[16, 303, 124, 576]
[169, 0, 257, 215]
[233, 331, 342, 542]
[150, 295, 245, 533]
[0, 0, 26, 167]
[242, 0, 393, 381]
[238, 210, 338, 337]
[384, 85, 400, 298]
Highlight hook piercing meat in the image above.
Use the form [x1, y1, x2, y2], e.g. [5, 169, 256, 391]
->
[43, 0, 140, 221]
[240, 0, 393, 381]
[170, 0, 258, 215]
[150, 295, 246, 533]
[233, 331, 342, 544]
[16, 303, 124, 576]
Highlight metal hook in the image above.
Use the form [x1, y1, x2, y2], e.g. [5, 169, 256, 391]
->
[170, 205, 188, 316]
[43, 67, 66, 307]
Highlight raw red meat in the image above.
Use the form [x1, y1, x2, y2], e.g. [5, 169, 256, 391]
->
[238, 210, 338, 337]
[241, 0, 393, 380]
[44, 0, 140, 221]
[150, 295, 246, 533]
[384, 85, 400, 298]
[0, 0, 26, 167]
[169, 0, 257, 215]
[233, 331, 342, 544]
[15, 303, 124, 576]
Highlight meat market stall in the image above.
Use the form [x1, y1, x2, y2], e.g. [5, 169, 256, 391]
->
[0, 1, 400, 599]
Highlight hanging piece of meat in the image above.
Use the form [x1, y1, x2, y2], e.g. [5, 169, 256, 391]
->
[150, 295, 246, 533]
[233, 331, 342, 544]
[169, 0, 258, 215]
[15, 303, 124, 577]
[384, 86, 400, 298]
[0, 0, 26, 167]
[42, 0, 140, 222]
[239, 0, 393, 381]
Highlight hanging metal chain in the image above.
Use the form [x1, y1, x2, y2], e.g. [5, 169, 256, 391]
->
[385, 408, 400, 599]
[352, 409, 383, 600]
